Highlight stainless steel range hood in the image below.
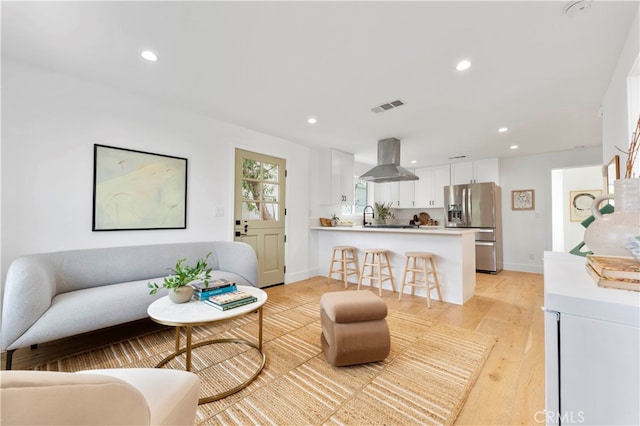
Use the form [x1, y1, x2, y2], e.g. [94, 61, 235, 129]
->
[359, 138, 419, 183]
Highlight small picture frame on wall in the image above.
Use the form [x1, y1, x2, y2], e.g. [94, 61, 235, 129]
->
[512, 189, 535, 210]
[570, 189, 602, 222]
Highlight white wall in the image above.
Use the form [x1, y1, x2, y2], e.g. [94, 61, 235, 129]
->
[1, 59, 311, 283]
[558, 166, 603, 252]
[602, 11, 639, 177]
[499, 147, 601, 273]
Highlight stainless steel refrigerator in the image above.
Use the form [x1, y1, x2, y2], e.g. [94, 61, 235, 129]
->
[444, 182, 503, 273]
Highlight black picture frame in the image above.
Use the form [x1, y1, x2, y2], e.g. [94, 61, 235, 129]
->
[93, 144, 188, 231]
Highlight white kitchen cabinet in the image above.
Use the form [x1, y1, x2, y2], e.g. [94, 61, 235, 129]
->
[398, 178, 415, 208]
[374, 182, 396, 205]
[450, 158, 499, 185]
[415, 165, 450, 208]
[543, 252, 639, 426]
[374, 172, 415, 208]
[319, 149, 355, 205]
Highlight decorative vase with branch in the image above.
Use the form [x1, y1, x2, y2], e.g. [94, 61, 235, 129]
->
[585, 116, 640, 256]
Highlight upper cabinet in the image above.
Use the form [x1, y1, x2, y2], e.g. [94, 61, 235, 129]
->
[415, 165, 451, 208]
[374, 170, 416, 208]
[450, 158, 499, 185]
[319, 149, 355, 206]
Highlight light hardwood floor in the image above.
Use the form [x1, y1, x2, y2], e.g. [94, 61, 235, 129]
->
[2, 271, 545, 425]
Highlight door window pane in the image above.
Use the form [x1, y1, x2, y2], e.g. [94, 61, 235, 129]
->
[263, 183, 279, 202]
[262, 162, 279, 182]
[241, 202, 261, 220]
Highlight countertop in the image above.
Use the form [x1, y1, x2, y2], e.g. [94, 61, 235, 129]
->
[310, 226, 477, 235]
[543, 251, 639, 326]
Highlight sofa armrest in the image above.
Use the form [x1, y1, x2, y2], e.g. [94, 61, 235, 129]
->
[1, 256, 57, 351]
[212, 241, 260, 287]
[0, 370, 150, 425]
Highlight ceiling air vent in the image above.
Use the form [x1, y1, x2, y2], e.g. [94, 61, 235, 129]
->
[371, 99, 405, 113]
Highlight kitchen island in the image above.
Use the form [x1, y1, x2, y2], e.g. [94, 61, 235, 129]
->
[310, 226, 477, 305]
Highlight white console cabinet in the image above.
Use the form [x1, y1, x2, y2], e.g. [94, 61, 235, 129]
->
[543, 252, 639, 425]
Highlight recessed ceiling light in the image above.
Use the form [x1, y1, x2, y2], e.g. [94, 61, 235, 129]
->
[411, 160, 417, 164]
[498, 127, 508, 133]
[307, 117, 317, 124]
[456, 60, 471, 71]
[141, 50, 158, 62]
[510, 145, 519, 150]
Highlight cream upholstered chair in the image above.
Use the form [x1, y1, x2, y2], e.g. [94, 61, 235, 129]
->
[1, 368, 200, 425]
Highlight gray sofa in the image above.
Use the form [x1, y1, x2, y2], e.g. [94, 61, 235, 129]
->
[1, 241, 259, 369]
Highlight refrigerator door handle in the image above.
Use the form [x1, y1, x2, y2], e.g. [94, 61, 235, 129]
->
[466, 187, 472, 224]
[476, 241, 495, 246]
[462, 187, 468, 225]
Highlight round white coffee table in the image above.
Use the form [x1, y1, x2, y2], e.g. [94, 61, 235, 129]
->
[147, 285, 267, 404]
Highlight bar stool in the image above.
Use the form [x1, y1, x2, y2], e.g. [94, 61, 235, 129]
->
[357, 249, 395, 296]
[398, 251, 443, 308]
[327, 246, 360, 288]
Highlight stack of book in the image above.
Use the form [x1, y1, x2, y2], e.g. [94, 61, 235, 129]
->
[585, 255, 640, 292]
[191, 279, 237, 301]
[203, 289, 257, 311]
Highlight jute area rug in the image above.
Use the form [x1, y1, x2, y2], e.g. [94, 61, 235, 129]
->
[33, 292, 496, 426]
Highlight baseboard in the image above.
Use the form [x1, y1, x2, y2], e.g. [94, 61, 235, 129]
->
[503, 262, 543, 274]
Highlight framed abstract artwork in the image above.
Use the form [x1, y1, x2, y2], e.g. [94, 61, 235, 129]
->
[511, 189, 535, 210]
[93, 144, 188, 231]
[570, 189, 601, 222]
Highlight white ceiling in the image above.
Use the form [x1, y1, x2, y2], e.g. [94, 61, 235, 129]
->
[2, 1, 638, 166]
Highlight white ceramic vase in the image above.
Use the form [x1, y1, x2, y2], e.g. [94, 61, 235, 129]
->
[168, 286, 194, 303]
[584, 178, 640, 257]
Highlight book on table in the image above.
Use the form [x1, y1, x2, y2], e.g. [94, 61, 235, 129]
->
[585, 255, 640, 292]
[191, 280, 237, 300]
[586, 255, 640, 280]
[206, 290, 255, 305]
[203, 295, 258, 311]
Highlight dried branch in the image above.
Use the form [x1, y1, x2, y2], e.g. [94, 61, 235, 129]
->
[616, 115, 640, 178]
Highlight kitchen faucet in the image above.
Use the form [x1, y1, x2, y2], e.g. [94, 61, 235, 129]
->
[363, 205, 375, 226]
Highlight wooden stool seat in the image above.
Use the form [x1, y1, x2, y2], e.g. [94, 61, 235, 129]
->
[357, 249, 395, 296]
[399, 251, 443, 308]
[328, 246, 360, 288]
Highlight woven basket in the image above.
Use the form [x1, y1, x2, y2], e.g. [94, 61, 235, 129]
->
[320, 218, 333, 227]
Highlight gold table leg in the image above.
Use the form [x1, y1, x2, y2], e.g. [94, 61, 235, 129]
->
[155, 308, 265, 404]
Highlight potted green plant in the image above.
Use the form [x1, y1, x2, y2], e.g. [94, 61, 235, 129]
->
[374, 202, 395, 225]
[331, 212, 340, 227]
[148, 252, 212, 303]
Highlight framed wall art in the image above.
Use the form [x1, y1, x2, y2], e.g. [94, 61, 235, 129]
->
[511, 189, 535, 210]
[93, 144, 188, 231]
[570, 189, 601, 222]
[604, 155, 620, 194]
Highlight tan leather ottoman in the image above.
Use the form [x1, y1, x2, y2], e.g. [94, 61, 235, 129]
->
[320, 290, 390, 367]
